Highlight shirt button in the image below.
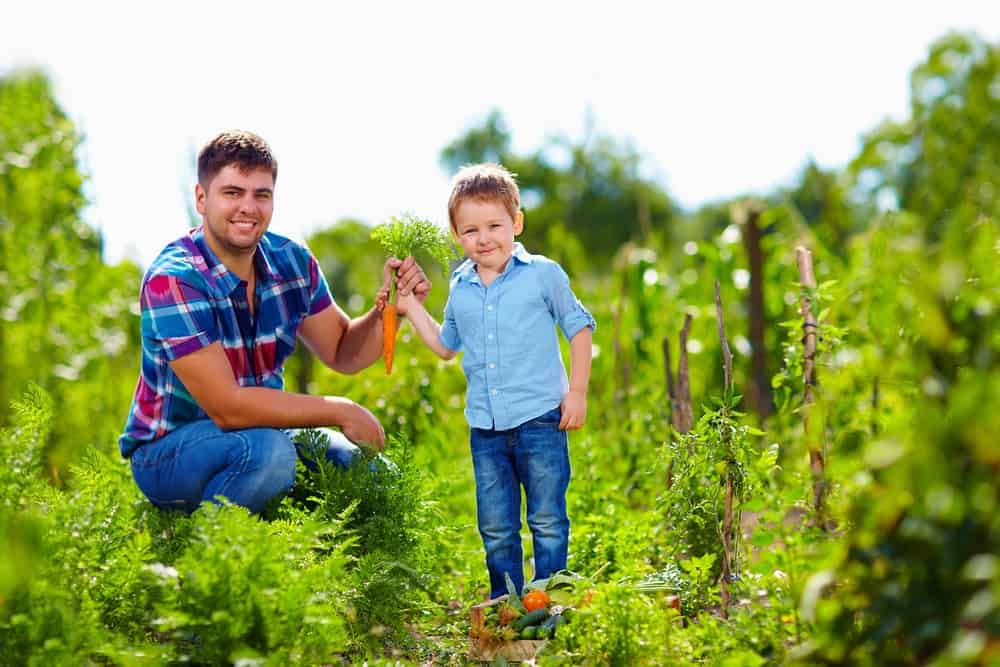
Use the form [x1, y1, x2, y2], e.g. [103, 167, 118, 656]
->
[487, 305, 494, 311]
[489, 363, 496, 369]
[491, 389, 498, 395]
[487, 333, 494, 340]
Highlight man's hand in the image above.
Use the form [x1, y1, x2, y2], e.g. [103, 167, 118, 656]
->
[384, 256, 431, 303]
[559, 390, 588, 431]
[328, 396, 386, 450]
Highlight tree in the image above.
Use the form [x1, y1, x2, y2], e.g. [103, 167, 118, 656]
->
[0, 69, 140, 471]
[440, 110, 677, 266]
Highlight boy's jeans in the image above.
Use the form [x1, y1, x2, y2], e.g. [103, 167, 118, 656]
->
[470, 407, 571, 598]
[129, 420, 361, 514]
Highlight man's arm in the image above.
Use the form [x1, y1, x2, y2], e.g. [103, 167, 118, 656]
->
[169, 342, 385, 448]
[297, 301, 384, 375]
[298, 256, 431, 374]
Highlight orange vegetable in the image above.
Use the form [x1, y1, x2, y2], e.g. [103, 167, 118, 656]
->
[382, 303, 397, 374]
[522, 589, 550, 612]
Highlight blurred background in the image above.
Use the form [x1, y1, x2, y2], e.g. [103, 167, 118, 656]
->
[2, 3, 999, 664]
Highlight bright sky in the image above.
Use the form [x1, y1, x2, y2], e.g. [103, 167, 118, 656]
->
[3, 2, 998, 268]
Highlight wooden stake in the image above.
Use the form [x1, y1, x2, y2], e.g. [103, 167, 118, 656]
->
[796, 245, 826, 515]
[714, 280, 734, 620]
[675, 314, 694, 434]
[734, 201, 771, 420]
[664, 315, 693, 488]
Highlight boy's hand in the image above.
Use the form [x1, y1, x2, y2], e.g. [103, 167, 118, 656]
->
[384, 256, 431, 302]
[395, 289, 421, 316]
[559, 390, 587, 430]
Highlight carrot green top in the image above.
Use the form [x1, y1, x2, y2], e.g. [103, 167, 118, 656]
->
[370, 214, 458, 273]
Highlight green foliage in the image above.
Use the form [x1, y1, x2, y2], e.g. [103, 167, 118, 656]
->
[2, 31, 999, 666]
[659, 396, 763, 583]
[0, 68, 141, 476]
[283, 431, 447, 648]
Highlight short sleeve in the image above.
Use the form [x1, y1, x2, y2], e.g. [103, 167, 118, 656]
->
[306, 253, 334, 315]
[438, 296, 462, 352]
[141, 274, 219, 361]
[543, 262, 596, 341]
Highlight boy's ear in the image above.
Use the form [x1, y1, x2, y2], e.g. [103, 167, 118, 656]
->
[513, 210, 524, 235]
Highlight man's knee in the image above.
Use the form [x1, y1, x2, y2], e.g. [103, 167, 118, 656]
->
[243, 428, 297, 491]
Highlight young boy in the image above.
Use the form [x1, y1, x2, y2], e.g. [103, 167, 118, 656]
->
[384, 163, 595, 598]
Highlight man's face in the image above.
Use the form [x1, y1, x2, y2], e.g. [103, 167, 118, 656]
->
[196, 164, 274, 259]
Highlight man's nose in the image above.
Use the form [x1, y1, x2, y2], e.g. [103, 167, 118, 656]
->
[238, 195, 258, 214]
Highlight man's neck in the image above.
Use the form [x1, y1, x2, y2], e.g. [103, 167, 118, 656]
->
[203, 232, 256, 281]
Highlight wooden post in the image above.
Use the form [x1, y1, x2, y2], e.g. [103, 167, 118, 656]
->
[612, 298, 630, 412]
[796, 246, 826, 516]
[715, 281, 735, 620]
[664, 314, 693, 488]
[734, 200, 771, 420]
[675, 314, 694, 434]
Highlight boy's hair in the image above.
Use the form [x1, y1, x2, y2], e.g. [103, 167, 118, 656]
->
[447, 163, 520, 231]
[197, 130, 278, 187]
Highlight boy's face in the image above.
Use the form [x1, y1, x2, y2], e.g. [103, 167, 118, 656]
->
[453, 198, 523, 274]
[196, 164, 274, 261]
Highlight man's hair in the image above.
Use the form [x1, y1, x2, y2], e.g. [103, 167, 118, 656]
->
[197, 130, 278, 187]
[447, 163, 520, 231]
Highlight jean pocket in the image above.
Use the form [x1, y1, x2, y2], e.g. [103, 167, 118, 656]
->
[525, 407, 561, 429]
[129, 441, 180, 471]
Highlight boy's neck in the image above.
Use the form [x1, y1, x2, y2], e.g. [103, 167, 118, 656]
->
[475, 256, 511, 287]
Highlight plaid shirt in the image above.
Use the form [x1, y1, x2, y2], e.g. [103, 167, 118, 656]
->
[119, 226, 333, 457]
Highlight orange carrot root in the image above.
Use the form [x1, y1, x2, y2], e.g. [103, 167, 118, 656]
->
[382, 303, 398, 374]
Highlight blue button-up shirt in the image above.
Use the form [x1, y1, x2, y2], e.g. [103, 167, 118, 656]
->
[439, 243, 596, 430]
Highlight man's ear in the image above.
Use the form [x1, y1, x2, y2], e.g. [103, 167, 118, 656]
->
[513, 210, 525, 235]
[195, 183, 206, 215]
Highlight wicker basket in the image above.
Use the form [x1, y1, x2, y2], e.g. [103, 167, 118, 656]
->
[469, 595, 548, 662]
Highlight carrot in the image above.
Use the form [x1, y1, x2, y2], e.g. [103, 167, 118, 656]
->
[382, 302, 397, 374]
[371, 214, 458, 375]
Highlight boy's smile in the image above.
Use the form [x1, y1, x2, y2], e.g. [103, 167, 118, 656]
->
[453, 198, 524, 280]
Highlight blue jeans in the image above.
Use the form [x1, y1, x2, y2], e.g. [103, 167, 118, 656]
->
[129, 420, 363, 514]
[470, 407, 571, 598]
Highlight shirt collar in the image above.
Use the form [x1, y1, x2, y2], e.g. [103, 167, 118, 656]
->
[454, 242, 533, 285]
[186, 226, 281, 297]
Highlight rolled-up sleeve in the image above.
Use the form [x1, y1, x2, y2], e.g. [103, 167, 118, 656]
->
[544, 262, 596, 341]
[439, 297, 462, 352]
[306, 252, 334, 315]
[141, 274, 219, 361]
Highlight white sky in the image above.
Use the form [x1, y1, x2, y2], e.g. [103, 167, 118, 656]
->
[3, 1, 998, 268]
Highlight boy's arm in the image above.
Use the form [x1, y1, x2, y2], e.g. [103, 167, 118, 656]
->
[559, 326, 593, 430]
[397, 292, 458, 361]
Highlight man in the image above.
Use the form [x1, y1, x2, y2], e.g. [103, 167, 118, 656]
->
[120, 130, 427, 513]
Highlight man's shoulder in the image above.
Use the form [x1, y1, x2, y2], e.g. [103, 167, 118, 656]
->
[143, 236, 205, 287]
[258, 231, 316, 276]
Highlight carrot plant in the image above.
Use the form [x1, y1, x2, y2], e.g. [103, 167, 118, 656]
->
[370, 214, 457, 374]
